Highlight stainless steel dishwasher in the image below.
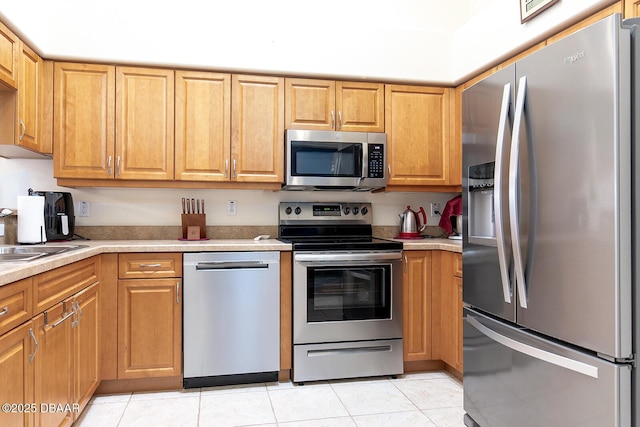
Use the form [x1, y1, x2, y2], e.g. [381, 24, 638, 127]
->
[183, 251, 280, 388]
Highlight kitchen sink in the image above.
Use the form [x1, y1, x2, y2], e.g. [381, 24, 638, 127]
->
[0, 244, 88, 262]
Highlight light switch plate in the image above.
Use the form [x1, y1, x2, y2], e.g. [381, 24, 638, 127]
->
[226, 200, 237, 216]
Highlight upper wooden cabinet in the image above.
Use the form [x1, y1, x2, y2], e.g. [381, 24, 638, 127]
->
[54, 62, 115, 179]
[285, 78, 384, 132]
[625, 0, 640, 17]
[17, 43, 53, 155]
[175, 71, 231, 182]
[0, 21, 18, 89]
[385, 85, 456, 188]
[232, 74, 284, 183]
[116, 66, 174, 180]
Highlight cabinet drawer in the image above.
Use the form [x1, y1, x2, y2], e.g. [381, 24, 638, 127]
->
[34, 256, 99, 314]
[118, 253, 182, 279]
[453, 253, 463, 278]
[0, 278, 33, 336]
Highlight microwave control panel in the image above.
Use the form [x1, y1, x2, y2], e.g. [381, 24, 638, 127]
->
[367, 144, 385, 178]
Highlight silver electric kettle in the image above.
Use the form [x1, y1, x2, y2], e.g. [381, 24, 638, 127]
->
[398, 205, 427, 238]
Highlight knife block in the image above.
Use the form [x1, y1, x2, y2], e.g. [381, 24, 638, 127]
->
[181, 214, 207, 240]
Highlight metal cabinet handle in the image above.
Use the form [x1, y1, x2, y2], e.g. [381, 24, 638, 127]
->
[0, 306, 8, 317]
[139, 263, 162, 268]
[75, 301, 83, 323]
[403, 254, 408, 273]
[225, 159, 229, 178]
[232, 159, 237, 179]
[28, 328, 38, 364]
[387, 165, 391, 182]
[176, 282, 180, 304]
[45, 310, 74, 328]
[107, 156, 112, 175]
[116, 156, 121, 177]
[331, 110, 335, 129]
[19, 118, 26, 141]
[337, 111, 342, 130]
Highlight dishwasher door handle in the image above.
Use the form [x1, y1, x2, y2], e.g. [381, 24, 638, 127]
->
[195, 261, 269, 271]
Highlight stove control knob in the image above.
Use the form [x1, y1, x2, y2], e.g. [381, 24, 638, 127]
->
[285, 206, 292, 215]
[361, 207, 368, 216]
[343, 207, 350, 215]
[295, 207, 302, 215]
[352, 207, 359, 215]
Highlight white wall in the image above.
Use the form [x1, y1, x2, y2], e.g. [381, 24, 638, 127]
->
[0, 0, 619, 84]
[0, 158, 457, 228]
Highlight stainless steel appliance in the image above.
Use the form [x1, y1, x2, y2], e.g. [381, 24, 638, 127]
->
[462, 14, 639, 426]
[183, 252, 280, 388]
[278, 202, 403, 383]
[283, 130, 387, 191]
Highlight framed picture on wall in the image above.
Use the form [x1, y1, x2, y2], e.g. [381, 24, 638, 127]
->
[521, 0, 559, 23]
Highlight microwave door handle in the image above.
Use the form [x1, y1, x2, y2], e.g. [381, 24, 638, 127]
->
[361, 143, 368, 178]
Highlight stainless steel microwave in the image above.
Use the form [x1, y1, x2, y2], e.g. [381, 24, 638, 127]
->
[283, 130, 387, 191]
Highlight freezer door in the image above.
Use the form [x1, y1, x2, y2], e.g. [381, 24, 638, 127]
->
[463, 309, 631, 427]
[462, 65, 516, 322]
[510, 14, 632, 358]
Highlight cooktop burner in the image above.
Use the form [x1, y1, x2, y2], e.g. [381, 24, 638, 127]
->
[278, 202, 402, 251]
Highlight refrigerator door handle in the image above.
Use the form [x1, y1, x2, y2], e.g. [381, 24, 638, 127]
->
[467, 315, 599, 379]
[509, 75, 529, 309]
[494, 82, 513, 304]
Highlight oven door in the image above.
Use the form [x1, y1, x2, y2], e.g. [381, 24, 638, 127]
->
[293, 251, 403, 344]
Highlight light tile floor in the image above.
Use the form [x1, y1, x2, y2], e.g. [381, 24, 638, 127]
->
[76, 371, 464, 427]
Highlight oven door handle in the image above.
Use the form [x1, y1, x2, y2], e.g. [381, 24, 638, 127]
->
[294, 252, 402, 263]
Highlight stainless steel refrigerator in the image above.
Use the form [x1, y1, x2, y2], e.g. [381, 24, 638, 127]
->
[462, 14, 639, 427]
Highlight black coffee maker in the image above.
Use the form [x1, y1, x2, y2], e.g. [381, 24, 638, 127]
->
[29, 190, 75, 241]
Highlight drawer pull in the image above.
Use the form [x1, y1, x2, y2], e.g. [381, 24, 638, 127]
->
[139, 263, 162, 268]
[0, 306, 8, 317]
[28, 328, 38, 364]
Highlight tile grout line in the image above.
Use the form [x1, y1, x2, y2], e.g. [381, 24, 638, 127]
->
[116, 393, 133, 427]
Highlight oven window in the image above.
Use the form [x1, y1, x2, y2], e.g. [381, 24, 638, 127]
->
[291, 141, 362, 177]
[307, 265, 391, 322]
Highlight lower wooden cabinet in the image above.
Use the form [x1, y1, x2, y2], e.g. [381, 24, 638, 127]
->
[0, 321, 35, 427]
[433, 251, 463, 373]
[402, 250, 433, 361]
[72, 283, 100, 414]
[117, 253, 182, 379]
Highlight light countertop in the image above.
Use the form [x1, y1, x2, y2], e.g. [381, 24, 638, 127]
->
[0, 238, 461, 286]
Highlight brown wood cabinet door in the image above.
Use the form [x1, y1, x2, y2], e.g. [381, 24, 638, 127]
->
[72, 283, 99, 418]
[626, 0, 640, 17]
[33, 303, 73, 427]
[117, 278, 181, 379]
[116, 66, 174, 180]
[385, 85, 451, 186]
[455, 276, 463, 372]
[0, 21, 18, 89]
[0, 322, 35, 427]
[402, 250, 432, 361]
[54, 62, 115, 179]
[285, 78, 335, 131]
[175, 71, 231, 181]
[336, 81, 384, 132]
[17, 43, 41, 152]
[231, 74, 284, 183]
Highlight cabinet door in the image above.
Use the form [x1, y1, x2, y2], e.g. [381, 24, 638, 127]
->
[117, 278, 181, 378]
[0, 322, 35, 427]
[385, 85, 451, 186]
[336, 81, 384, 132]
[54, 62, 115, 179]
[0, 21, 18, 88]
[455, 276, 463, 372]
[72, 283, 99, 418]
[285, 78, 335, 130]
[231, 74, 284, 183]
[33, 303, 73, 427]
[402, 251, 432, 361]
[626, 0, 640, 17]
[175, 71, 231, 181]
[116, 66, 174, 180]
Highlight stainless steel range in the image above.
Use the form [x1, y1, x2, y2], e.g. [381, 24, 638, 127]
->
[278, 202, 404, 383]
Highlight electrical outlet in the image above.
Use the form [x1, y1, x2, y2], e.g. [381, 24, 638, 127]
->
[430, 202, 441, 217]
[226, 200, 237, 216]
[79, 201, 91, 217]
